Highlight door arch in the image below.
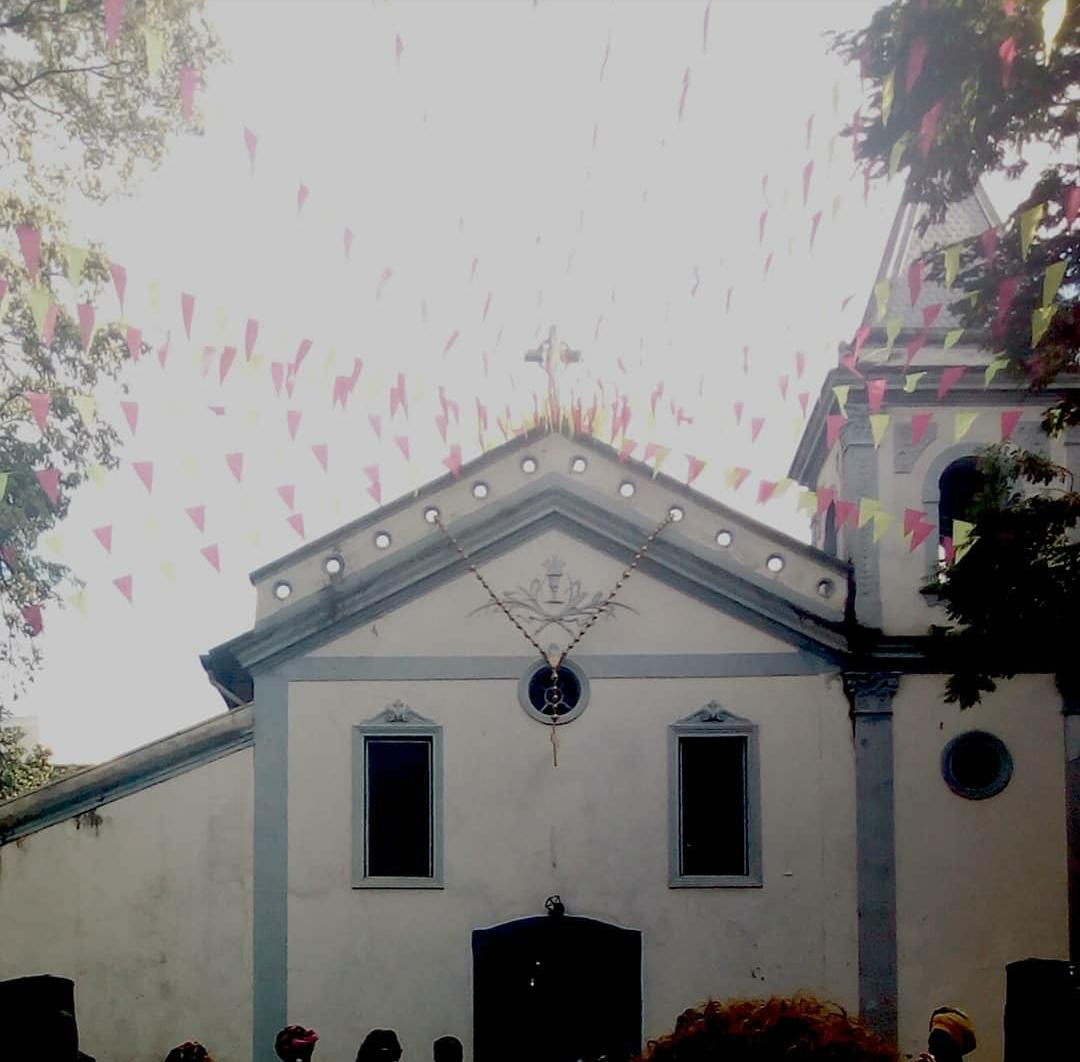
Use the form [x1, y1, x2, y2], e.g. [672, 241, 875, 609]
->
[472, 911, 642, 1062]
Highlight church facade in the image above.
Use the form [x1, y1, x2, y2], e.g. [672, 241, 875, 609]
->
[1, 193, 1076, 1062]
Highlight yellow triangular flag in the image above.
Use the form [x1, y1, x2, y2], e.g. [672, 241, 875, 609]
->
[68, 589, 88, 616]
[888, 132, 911, 179]
[64, 245, 89, 287]
[723, 467, 741, 489]
[985, 357, 1010, 387]
[160, 560, 177, 583]
[858, 497, 881, 528]
[73, 395, 96, 425]
[0, 472, 8, 500]
[651, 446, 672, 477]
[1043, 260, 1067, 306]
[874, 279, 891, 321]
[181, 455, 200, 479]
[943, 329, 964, 352]
[832, 384, 851, 415]
[870, 413, 891, 448]
[245, 529, 262, 546]
[953, 518, 975, 561]
[87, 463, 106, 487]
[872, 510, 895, 543]
[882, 68, 895, 125]
[832, 194, 843, 221]
[1032, 305, 1054, 346]
[144, 26, 164, 78]
[797, 490, 818, 516]
[27, 286, 49, 337]
[413, 379, 428, 404]
[773, 477, 793, 498]
[885, 315, 903, 349]
[245, 408, 261, 428]
[1019, 203, 1044, 260]
[944, 244, 961, 289]
[903, 372, 927, 393]
[955, 411, 978, 440]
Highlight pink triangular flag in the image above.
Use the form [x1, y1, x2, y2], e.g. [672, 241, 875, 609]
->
[181, 292, 195, 339]
[225, 452, 243, 482]
[802, 159, 814, 206]
[798, 392, 810, 417]
[108, 262, 127, 309]
[937, 366, 966, 399]
[729, 467, 751, 491]
[126, 324, 142, 362]
[208, 405, 225, 416]
[369, 414, 382, 438]
[810, 210, 823, 250]
[908, 259, 924, 307]
[219, 345, 237, 383]
[618, 439, 638, 462]
[15, 225, 41, 281]
[293, 339, 312, 371]
[994, 276, 1022, 337]
[750, 416, 765, 442]
[133, 460, 153, 492]
[78, 302, 95, 351]
[277, 484, 295, 511]
[26, 391, 51, 432]
[395, 436, 411, 461]
[21, 604, 43, 636]
[852, 325, 871, 361]
[395, 32, 404, 66]
[288, 513, 306, 539]
[297, 183, 309, 214]
[245, 318, 259, 358]
[201, 543, 221, 571]
[103, 0, 124, 48]
[686, 454, 706, 485]
[942, 536, 956, 566]
[922, 303, 943, 329]
[757, 479, 777, 505]
[43, 303, 59, 346]
[186, 505, 206, 532]
[1001, 409, 1022, 439]
[344, 227, 354, 260]
[443, 330, 460, 357]
[867, 378, 887, 413]
[911, 412, 933, 447]
[795, 350, 806, 378]
[270, 362, 285, 397]
[733, 400, 744, 426]
[919, 100, 944, 156]
[758, 210, 768, 245]
[443, 444, 463, 478]
[93, 525, 113, 553]
[778, 374, 790, 400]
[999, 37, 1017, 89]
[114, 574, 134, 603]
[367, 481, 382, 505]
[835, 499, 858, 529]
[906, 35, 928, 92]
[903, 508, 927, 538]
[435, 412, 448, 442]
[287, 409, 302, 441]
[482, 292, 493, 322]
[905, 330, 928, 367]
[34, 468, 60, 505]
[980, 227, 999, 261]
[312, 443, 328, 471]
[243, 127, 257, 174]
[826, 414, 846, 449]
[157, 331, 171, 368]
[909, 521, 935, 551]
[120, 400, 138, 434]
[1066, 186, 1080, 228]
[179, 65, 198, 122]
[677, 66, 690, 122]
[816, 486, 836, 515]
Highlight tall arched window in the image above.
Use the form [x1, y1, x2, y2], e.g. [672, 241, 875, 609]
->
[937, 456, 983, 562]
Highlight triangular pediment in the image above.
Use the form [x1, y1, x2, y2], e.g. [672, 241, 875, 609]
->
[206, 432, 850, 679]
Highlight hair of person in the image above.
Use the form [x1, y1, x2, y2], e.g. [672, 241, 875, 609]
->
[638, 996, 898, 1062]
[164, 1043, 214, 1062]
[433, 1035, 463, 1062]
[356, 1028, 403, 1062]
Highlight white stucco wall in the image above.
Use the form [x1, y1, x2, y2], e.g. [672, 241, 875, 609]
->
[0, 749, 254, 1062]
[281, 526, 859, 1061]
[893, 674, 1068, 1062]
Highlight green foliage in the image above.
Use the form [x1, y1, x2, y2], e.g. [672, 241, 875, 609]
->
[0, 721, 58, 801]
[0, 1, 223, 709]
[832, 0, 1079, 703]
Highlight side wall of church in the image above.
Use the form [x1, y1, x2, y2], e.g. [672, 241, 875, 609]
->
[0, 749, 254, 1062]
[283, 673, 859, 1062]
[892, 674, 1068, 1062]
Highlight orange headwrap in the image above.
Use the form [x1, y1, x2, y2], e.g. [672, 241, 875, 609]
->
[929, 1007, 976, 1055]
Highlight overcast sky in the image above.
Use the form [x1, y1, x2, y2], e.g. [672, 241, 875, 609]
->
[11, 0, 959, 762]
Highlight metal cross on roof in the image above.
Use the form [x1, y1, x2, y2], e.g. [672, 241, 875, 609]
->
[524, 325, 582, 370]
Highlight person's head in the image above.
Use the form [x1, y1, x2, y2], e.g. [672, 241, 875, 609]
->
[276, 1025, 320, 1062]
[357, 1029, 403, 1062]
[433, 1035, 463, 1062]
[639, 996, 898, 1062]
[928, 1007, 976, 1060]
[164, 1043, 213, 1062]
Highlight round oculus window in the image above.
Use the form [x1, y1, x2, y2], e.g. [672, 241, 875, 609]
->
[941, 730, 1013, 800]
[518, 660, 590, 725]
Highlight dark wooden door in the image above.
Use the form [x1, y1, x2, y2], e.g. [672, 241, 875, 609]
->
[472, 915, 642, 1062]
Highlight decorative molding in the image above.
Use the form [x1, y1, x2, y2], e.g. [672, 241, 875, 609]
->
[676, 701, 752, 728]
[843, 672, 901, 715]
[893, 419, 938, 474]
[365, 699, 434, 726]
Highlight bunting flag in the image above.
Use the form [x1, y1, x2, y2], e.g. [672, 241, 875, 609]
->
[1032, 305, 1055, 346]
[816, 485, 836, 515]
[1066, 186, 1080, 227]
[26, 391, 51, 433]
[288, 513, 306, 539]
[802, 160, 814, 206]
[906, 36, 928, 92]
[686, 454, 706, 485]
[999, 36, 1017, 88]
[871, 510, 895, 543]
[943, 328, 964, 352]
[874, 279, 891, 320]
[78, 302, 95, 351]
[826, 413, 846, 448]
[943, 244, 960, 289]
[726, 467, 752, 491]
[618, 438, 638, 462]
[867, 378, 887, 413]
[15, 225, 41, 281]
[885, 315, 902, 349]
[980, 227, 999, 261]
[810, 210, 822, 250]
[832, 384, 850, 415]
[757, 480, 777, 505]
[219, 345, 237, 382]
[21, 604, 43, 636]
[922, 303, 942, 330]
[202, 543, 221, 571]
[180, 65, 198, 122]
[870, 414, 890, 448]
[1001, 409, 1022, 439]
[797, 489, 817, 516]
[750, 417, 765, 442]
[881, 68, 895, 125]
[64, 244, 89, 287]
[911, 411, 933, 447]
[311, 444, 328, 471]
[919, 101, 944, 156]
[1043, 260, 1067, 306]
[297, 183, 309, 213]
[954, 411, 978, 440]
[277, 484, 296, 510]
[1019, 203, 1044, 260]
[126, 325, 143, 361]
[287, 409, 302, 440]
[888, 132, 911, 179]
[226, 451, 244, 481]
[245, 318, 259, 358]
[114, 574, 134, 603]
[120, 400, 139, 434]
[851, 325, 871, 361]
[186, 505, 206, 532]
[93, 525, 113, 553]
[985, 357, 1010, 386]
[444, 444, 463, 478]
[857, 497, 881, 529]
[905, 329, 928, 367]
[243, 127, 258, 174]
[834, 499, 858, 529]
[937, 365, 966, 399]
[181, 292, 195, 338]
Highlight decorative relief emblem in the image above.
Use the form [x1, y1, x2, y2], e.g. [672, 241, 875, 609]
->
[468, 554, 637, 635]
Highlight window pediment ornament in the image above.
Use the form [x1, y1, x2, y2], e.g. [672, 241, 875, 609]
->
[676, 701, 752, 728]
[365, 699, 434, 726]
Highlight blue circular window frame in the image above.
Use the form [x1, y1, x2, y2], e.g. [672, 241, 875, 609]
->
[518, 658, 591, 726]
[941, 730, 1013, 800]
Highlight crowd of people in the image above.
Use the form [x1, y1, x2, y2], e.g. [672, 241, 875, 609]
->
[154, 999, 977, 1062]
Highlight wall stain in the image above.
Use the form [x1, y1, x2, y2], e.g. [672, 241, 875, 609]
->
[73, 809, 104, 834]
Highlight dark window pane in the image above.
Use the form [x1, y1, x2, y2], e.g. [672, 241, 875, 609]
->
[939, 457, 984, 539]
[679, 736, 747, 877]
[366, 737, 432, 878]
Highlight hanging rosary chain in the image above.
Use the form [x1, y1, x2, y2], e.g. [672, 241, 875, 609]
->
[433, 514, 552, 664]
[434, 508, 675, 670]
